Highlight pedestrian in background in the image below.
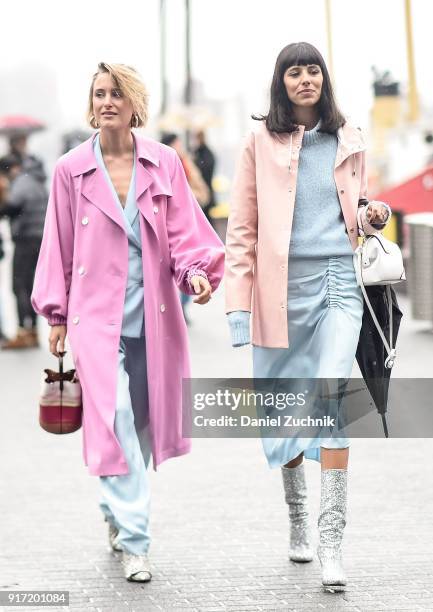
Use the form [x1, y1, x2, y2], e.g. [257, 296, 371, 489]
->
[0, 172, 9, 344]
[193, 130, 216, 224]
[161, 132, 210, 324]
[31, 62, 224, 583]
[225, 42, 391, 591]
[0, 153, 47, 348]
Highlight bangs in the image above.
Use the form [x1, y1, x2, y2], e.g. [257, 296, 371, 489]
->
[279, 42, 324, 72]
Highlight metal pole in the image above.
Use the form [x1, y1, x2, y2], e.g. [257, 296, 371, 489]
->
[159, 0, 168, 116]
[185, 0, 192, 148]
[404, 0, 419, 122]
[325, 0, 335, 85]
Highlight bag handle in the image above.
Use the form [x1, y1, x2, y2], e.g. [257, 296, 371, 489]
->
[58, 351, 66, 391]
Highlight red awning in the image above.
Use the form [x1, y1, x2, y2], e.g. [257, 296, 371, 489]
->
[374, 166, 433, 214]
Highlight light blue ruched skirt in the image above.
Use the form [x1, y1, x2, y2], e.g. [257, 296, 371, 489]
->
[253, 255, 363, 467]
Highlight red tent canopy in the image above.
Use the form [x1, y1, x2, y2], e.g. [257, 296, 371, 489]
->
[374, 166, 433, 214]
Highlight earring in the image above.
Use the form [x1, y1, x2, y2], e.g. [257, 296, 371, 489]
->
[91, 115, 99, 128]
[132, 114, 139, 128]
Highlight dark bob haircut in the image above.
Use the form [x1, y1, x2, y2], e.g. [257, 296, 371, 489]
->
[253, 42, 346, 135]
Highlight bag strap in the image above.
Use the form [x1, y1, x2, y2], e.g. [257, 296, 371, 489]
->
[357, 250, 396, 369]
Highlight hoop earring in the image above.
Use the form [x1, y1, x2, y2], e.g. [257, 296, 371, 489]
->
[131, 114, 139, 128]
[91, 115, 99, 128]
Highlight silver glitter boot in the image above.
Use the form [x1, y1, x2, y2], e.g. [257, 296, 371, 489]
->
[317, 469, 348, 591]
[281, 463, 314, 562]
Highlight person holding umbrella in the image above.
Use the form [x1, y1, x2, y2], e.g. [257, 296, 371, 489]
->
[225, 42, 391, 591]
[31, 62, 224, 582]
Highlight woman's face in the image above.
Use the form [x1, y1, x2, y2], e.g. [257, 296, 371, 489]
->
[92, 72, 134, 130]
[283, 63, 323, 108]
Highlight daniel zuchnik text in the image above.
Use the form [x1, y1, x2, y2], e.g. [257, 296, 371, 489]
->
[194, 415, 336, 428]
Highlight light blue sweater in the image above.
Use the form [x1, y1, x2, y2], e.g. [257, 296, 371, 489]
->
[288, 120, 353, 258]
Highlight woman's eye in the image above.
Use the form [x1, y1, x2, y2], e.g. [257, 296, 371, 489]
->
[113, 90, 122, 97]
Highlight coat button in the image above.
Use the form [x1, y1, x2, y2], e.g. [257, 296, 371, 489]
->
[78, 266, 85, 275]
[72, 316, 80, 324]
[160, 304, 166, 312]
[81, 216, 89, 226]
[340, 189, 345, 194]
[350, 228, 355, 233]
[153, 206, 159, 214]
[280, 303, 286, 309]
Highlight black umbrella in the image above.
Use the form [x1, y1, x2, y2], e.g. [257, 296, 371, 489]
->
[355, 284, 403, 437]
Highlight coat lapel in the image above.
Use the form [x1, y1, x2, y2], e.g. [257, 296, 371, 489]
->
[135, 160, 157, 237]
[71, 132, 163, 238]
[81, 167, 126, 232]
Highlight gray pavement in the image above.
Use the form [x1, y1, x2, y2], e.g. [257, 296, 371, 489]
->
[1, 246, 433, 611]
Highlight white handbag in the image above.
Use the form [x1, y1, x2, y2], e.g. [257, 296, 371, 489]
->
[353, 206, 406, 368]
[354, 233, 406, 287]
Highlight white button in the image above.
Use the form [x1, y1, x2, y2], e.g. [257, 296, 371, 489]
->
[72, 316, 80, 324]
[78, 266, 85, 275]
[81, 216, 89, 226]
[160, 258, 163, 263]
[160, 304, 166, 313]
[153, 206, 159, 214]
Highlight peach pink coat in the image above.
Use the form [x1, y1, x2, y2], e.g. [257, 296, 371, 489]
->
[32, 133, 224, 476]
[225, 121, 370, 348]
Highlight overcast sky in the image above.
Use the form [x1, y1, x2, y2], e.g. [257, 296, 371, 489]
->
[1, 0, 433, 162]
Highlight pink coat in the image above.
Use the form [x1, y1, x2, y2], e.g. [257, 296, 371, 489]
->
[225, 121, 374, 348]
[32, 132, 224, 476]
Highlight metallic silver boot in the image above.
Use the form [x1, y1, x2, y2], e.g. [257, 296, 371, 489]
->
[317, 469, 348, 591]
[281, 463, 314, 562]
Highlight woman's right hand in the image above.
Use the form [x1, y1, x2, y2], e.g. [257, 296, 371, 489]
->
[49, 325, 67, 357]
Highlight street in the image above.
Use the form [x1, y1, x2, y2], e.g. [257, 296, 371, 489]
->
[1, 250, 433, 611]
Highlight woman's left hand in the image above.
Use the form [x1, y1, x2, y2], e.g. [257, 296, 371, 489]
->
[190, 275, 212, 304]
[366, 200, 389, 225]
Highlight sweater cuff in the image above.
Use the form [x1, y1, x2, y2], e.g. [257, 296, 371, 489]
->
[48, 315, 67, 326]
[227, 311, 251, 347]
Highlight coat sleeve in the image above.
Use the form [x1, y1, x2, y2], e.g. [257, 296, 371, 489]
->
[31, 159, 74, 325]
[224, 131, 257, 314]
[356, 136, 391, 235]
[166, 151, 225, 295]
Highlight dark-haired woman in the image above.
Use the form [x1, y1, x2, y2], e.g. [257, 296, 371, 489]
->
[225, 42, 390, 591]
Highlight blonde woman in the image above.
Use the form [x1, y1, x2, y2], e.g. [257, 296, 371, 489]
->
[32, 63, 224, 582]
[225, 43, 390, 591]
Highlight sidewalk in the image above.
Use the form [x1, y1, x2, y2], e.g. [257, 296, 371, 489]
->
[0, 275, 432, 611]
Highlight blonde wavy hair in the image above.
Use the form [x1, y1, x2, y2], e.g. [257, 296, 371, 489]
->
[87, 62, 149, 129]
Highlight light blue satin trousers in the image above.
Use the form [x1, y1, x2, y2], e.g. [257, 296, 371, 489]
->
[98, 336, 151, 555]
[253, 255, 363, 467]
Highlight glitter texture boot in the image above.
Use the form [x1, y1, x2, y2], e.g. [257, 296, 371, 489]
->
[281, 463, 314, 562]
[317, 468, 348, 591]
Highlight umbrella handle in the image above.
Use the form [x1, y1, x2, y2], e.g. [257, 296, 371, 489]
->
[381, 414, 389, 438]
